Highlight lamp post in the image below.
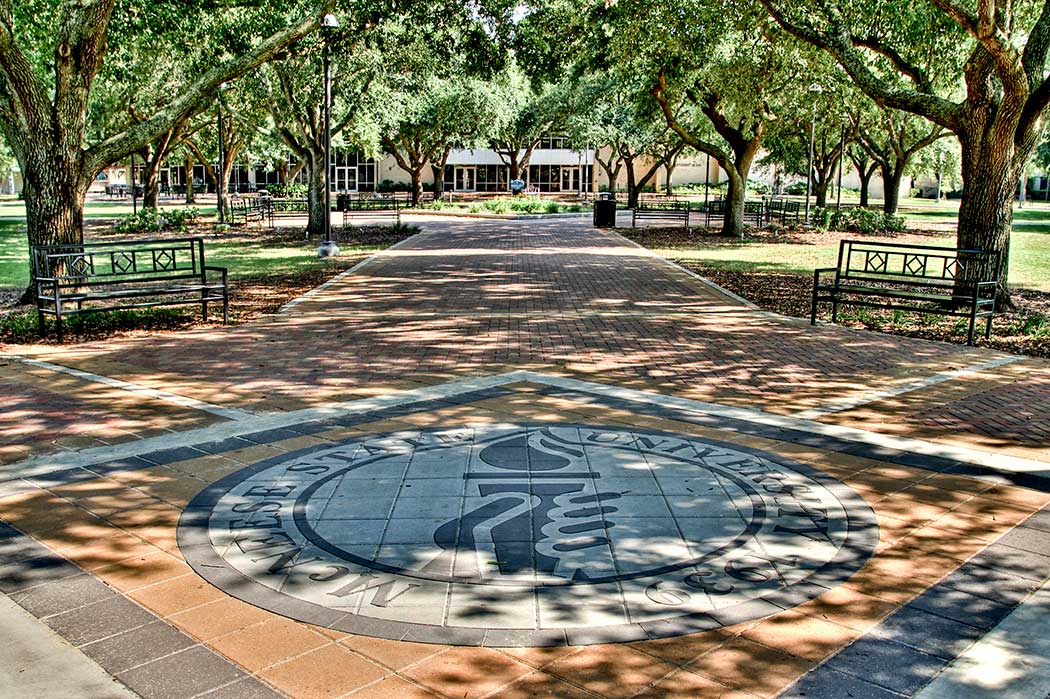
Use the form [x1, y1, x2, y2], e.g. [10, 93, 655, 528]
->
[318, 14, 340, 257]
[936, 152, 943, 202]
[836, 116, 846, 210]
[130, 152, 137, 215]
[804, 83, 823, 227]
[216, 83, 227, 225]
[704, 152, 710, 210]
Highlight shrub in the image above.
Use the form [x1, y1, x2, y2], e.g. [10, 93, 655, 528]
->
[746, 179, 771, 195]
[114, 207, 200, 234]
[377, 179, 410, 193]
[266, 183, 307, 197]
[465, 196, 582, 215]
[784, 182, 808, 196]
[813, 207, 907, 235]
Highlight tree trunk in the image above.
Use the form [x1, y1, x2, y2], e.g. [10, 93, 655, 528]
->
[19, 161, 89, 303]
[184, 153, 196, 204]
[595, 156, 620, 193]
[956, 133, 1016, 304]
[664, 162, 675, 195]
[306, 151, 327, 240]
[814, 179, 830, 209]
[410, 168, 423, 208]
[724, 168, 746, 238]
[882, 165, 904, 215]
[721, 138, 759, 238]
[624, 157, 639, 208]
[431, 149, 450, 200]
[858, 168, 872, 207]
[431, 164, 444, 199]
[143, 166, 160, 209]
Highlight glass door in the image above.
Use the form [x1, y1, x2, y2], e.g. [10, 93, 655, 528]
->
[561, 167, 580, 193]
[331, 166, 357, 192]
[455, 167, 476, 192]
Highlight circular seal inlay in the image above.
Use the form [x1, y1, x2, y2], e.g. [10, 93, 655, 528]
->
[178, 424, 878, 646]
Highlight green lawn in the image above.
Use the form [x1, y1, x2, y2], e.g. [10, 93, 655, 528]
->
[0, 195, 1046, 291]
[0, 198, 371, 291]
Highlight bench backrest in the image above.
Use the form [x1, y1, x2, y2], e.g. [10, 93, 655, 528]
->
[343, 198, 401, 212]
[269, 198, 308, 211]
[837, 239, 1000, 288]
[637, 201, 690, 212]
[33, 238, 206, 286]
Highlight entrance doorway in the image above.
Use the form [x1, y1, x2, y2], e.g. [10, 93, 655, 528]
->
[455, 167, 476, 192]
[561, 167, 580, 193]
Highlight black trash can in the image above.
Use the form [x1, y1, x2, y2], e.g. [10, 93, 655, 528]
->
[593, 192, 617, 228]
[336, 193, 351, 211]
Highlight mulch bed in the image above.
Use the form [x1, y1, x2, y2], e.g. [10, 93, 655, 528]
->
[621, 227, 1050, 359]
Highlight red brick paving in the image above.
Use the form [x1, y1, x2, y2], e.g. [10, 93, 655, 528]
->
[4, 216, 1047, 460]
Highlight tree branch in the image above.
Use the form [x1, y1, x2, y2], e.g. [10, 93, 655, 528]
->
[86, 1, 334, 176]
[756, 0, 965, 131]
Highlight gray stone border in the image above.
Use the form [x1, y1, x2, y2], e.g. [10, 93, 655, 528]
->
[177, 423, 880, 647]
[781, 502, 1050, 698]
[0, 521, 284, 699]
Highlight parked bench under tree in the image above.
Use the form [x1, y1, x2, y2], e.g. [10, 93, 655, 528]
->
[228, 198, 271, 227]
[811, 239, 1000, 345]
[33, 237, 228, 343]
[632, 202, 692, 228]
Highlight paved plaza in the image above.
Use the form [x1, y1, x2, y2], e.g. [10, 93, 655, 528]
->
[1, 214, 1049, 698]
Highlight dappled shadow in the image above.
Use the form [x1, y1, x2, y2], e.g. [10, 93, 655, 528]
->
[4, 215, 1042, 461]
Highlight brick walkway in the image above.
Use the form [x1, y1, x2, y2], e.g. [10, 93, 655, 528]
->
[1, 214, 1049, 698]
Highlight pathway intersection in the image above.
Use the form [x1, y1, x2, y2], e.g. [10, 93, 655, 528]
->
[1, 214, 1048, 698]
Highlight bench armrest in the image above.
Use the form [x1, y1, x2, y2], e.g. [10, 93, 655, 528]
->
[812, 267, 837, 286]
[975, 280, 998, 300]
[204, 266, 228, 283]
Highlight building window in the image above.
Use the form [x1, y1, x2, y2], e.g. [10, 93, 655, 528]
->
[444, 164, 508, 192]
[329, 150, 376, 192]
[537, 136, 568, 150]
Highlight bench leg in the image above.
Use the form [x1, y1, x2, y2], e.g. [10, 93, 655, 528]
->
[831, 297, 839, 323]
[222, 288, 229, 325]
[55, 312, 63, 344]
[967, 306, 978, 346]
[37, 307, 45, 336]
[985, 313, 994, 339]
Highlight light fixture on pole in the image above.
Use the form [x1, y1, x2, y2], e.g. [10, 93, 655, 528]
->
[216, 82, 228, 225]
[318, 13, 340, 257]
[804, 83, 823, 227]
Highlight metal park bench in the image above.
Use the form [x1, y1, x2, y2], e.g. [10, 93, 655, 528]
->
[810, 239, 1000, 345]
[342, 198, 401, 228]
[33, 237, 228, 342]
[763, 198, 801, 225]
[266, 197, 308, 226]
[383, 192, 433, 205]
[228, 198, 270, 227]
[631, 201, 692, 227]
